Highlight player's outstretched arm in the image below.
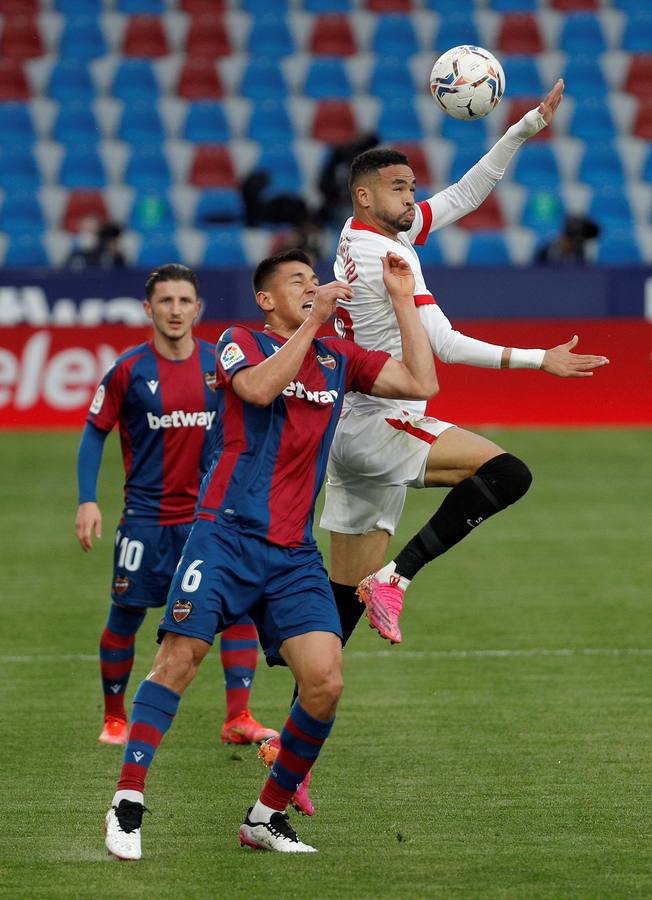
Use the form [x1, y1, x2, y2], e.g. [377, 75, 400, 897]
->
[370, 253, 437, 401]
[539, 335, 609, 378]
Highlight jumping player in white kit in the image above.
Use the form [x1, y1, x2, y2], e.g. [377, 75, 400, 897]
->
[319, 80, 610, 645]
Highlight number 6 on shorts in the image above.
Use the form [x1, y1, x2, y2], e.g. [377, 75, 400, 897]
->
[181, 559, 204, 593]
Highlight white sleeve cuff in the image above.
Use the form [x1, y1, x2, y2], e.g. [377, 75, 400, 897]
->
[509, 347, 546, 369]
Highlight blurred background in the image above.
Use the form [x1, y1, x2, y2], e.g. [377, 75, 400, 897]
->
[0, 0, 650, 428]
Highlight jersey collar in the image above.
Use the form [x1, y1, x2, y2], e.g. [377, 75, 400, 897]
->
[350, 217, 387, 236]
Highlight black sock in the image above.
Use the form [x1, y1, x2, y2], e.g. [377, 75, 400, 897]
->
[394, 453, 532, 581]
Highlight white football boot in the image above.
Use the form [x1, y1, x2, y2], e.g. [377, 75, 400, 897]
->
[105, 799, 146, 860]
[239, 808, 317, 853]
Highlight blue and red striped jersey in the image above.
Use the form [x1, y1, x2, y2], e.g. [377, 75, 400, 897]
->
[87, 338, 221, 525]
[197, 326, 389, 548]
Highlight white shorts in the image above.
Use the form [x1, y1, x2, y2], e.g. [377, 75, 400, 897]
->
[320, 407, 456, 536]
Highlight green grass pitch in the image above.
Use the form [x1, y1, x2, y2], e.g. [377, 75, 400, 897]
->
[1, 429, 651, 899]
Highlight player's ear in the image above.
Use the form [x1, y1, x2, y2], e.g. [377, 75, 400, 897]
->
[143, 299, 153, 321]
[193, 299, 202, 323]
[355, 184, 371, 209]
[256, 290, 274, 314]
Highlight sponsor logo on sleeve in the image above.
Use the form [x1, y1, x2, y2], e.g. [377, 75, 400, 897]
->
[89, 384, 105, 414]
[220, 342, 245, 371]
[172, 600, 193, 623]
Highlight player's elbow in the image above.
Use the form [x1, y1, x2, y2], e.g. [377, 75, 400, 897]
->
[414, 372, 438, 400]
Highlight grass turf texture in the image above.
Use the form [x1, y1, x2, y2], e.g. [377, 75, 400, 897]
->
[1, 429, 651, 899]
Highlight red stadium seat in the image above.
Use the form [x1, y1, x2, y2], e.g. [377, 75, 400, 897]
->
[457, 193, 504, 231]
[63, 190, 109, 233]
[0, 14, 44, 60]
[633, 98, 652, 140]
[552, 0, 598, 10]
[177, 58, 223, 100]
[189, 145, 237, 187]
[185, 14, 231, 57]
[503, 98, 552, 140]
[180, 0, 227, 10]
[311, 101, 358, 143]
[624, 54, 652, 99]
[123, 16, 169, 57]
[365, 0, 413, 10]
[309, 15, 357, 57]
[0, 59, 31, 100]
[0, 0, 38, 11]
[497, 14, 544, 55]
[392, 143, 434, 187]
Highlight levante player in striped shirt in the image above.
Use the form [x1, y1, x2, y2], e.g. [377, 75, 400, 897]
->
[75, 263, 276, 749]
[103, 248, 438, 858]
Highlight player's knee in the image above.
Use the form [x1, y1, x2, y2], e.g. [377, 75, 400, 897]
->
[300, 664, 343, 717]
[476, 452, 533, 508]
[151, 633, 207, 693]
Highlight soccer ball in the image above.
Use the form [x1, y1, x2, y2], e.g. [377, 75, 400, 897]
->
[430, 45, 505, 120]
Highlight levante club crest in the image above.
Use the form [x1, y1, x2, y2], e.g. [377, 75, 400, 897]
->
[317, 355, 337, 370]
[172, 600, 193, 623]
[113, 576, 129, 595]
[204, 371, 217, 391]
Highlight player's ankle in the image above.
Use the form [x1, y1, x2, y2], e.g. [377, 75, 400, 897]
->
[250, 799, 279, 823]
[113, 789, 144, 806]
[376, 561, 410, 591]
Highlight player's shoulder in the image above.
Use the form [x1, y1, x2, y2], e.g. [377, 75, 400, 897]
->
[320, 335, 364, 359]
[107, 341, 150, 377]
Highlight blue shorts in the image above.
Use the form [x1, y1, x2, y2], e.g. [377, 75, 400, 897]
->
[110, 521, 191, 608]
[159, 518, 342, 663]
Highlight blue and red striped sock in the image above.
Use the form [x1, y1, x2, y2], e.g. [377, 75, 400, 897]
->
[260, 701, 334, 811]
[117, 680, 180, 794]
[220, 621, 258, 722]
[100, 603, 146, 721]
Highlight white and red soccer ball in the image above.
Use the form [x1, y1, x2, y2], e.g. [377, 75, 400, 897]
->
[430, 45, 506, 121]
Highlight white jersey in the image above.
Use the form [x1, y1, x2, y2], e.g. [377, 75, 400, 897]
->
[334, 200, 504, 416]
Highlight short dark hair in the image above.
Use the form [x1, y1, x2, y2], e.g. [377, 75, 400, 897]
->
[145, 264, 199, 300]
[253, 249, 313, 293]
[348, 148, 410, 194]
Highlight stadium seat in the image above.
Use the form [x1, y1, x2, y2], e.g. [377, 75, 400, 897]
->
[436, 13, 481, 50]
[1, 0, 38, 11]
[309, 14, 357, 56]
[372, 15, 419, 56]
[520, 188, 565, 237]
[621, 12, 652, 53]
[377, 97, 423, 142]
[243, 0, 288, 12]
[195, 189, 245, 227]
[632, 98, 652, 139]
[623, 54, 652, 98]
[202, 227, 248, 265]
[424, 0, 474, 9]
[365, 0, 414, 11]
[559, 13, 606, 54]
[512, 143, 560, 188]
[185, 14, 231, 57]
[177, 58, 223, 100]
[189, 145, 237, 188]
[182, 101, 230, 144]
[415, 234, 445, 264]
[392, 143, 433, 186]
[501, 99, 551, 140]
[56, 0, 102, 9]
[562, 55, 607, 95]
[58, 16, 107, 60]
[181, 0, 227, 8]
[247, 100, 293, 144]
[59, 145, 107, 189]
[124, 145, 172, 191]
[5, 232, 48, 266]
[612, 0, 650, 11]
[0, 190, 45, 233]
[466, 230, 511, 264]
[595, 229, 642, 263]
[256, 144, 303, 194]
[246, 15, 295, 58]
[369, 57, 415, 101]
[48, 59, 94, 103]
[0, 104, 36, 148]
[117, 101, 165, 144]
[440, 114, 488, 143]
[577, 142, 624, 188]
[304, 58, 353, 99]
[112, 59, 160, 103]
[52, 102, 101, 146]
[0, 147, 40, 189]
[304, 0, 351, 11]
[311, 100, 358, 143]
[588, 186, 634, 232]
[639, 145, 652, 182]
[567, 96, 617, 142]
[553, 0, 598, 10]
[117, 0, 165, 11]
[496, 14, 544, 55]
[62, 190, 109, 232]
[123, 16, 170, 57]
[129, 192, 177, 232]
[448, 144, 486, 183]
[458, 193, 504, 230]
[240, 58, 288, 101]
[486, 0, 537, 11]
[501, 56, 543, 97]
[0, 14, 44, 59]
[137, 231, 182, 266]
[0, 59, 30, 101]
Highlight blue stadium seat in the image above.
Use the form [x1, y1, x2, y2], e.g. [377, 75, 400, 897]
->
[195, 189, 245, 227]
[124, 145, 171, 191]
[59, 145, 107, 188]
[577, 142, 624, 188]
[58, 16, 107, 60]
[377, 98, 424, 142]
[303, 0, 351, 10]
[448, 144, 487, 183]
[440, 114, 487, 143]
[246, 16, 295, 58]
[466, 230, 511, 265]
[243, 0, 288, 11]
[52, 102, 101, 145]
[588, 187, 634, 232]
[112, 59, 160, 103]
[137, 231, 182, 267]
[182, 101, 230, 143]
[520, 188, 565, 238]
[240, 58, 288, 101]
[567, 97, 616, 142]
[424, 0, 475, 10]
[642, 146, 652, 182]
[416, 234, 445, 264]
[0, 190, 45, 233]
[559, 13, 606, 55]
[486, 0, 537, 10]
[247, 100, 293, 143]
[501, 56, 543, 98]
[5, 233, 48, 267]
[512, 143, 560, 189]
[372, 15, 419, 56]
[595, 229, 642, 263]
[117, 0, 165, 11]
[202, 227, 248, 266]
[612, 0, 649, 12]
[56, 0, 103, 11]
[48, 59, 95, 102]
[562, 56, 607, 95]
[621, 11, 652, 53]
[129, 192, 177, 232]
[435, 13, 481, 50]
[0, 103, 36, 148]
[117, 101, 165, 144]
[304, 58, 352, 100]
[369, 58, 415, 101]
[256, 144, 303, 194]
[0, 147, 41, 189]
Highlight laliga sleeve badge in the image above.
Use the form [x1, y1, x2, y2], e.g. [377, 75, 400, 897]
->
[90, 384, 105, 415]
[172, 600, 193, 623]
[220, 342, 245, 371]
[113, 576, 130, 595]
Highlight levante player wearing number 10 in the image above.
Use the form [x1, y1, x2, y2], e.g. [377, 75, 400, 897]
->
[75, 263, 277, 749]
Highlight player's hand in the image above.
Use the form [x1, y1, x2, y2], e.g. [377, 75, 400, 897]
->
[75, 502, 102, 551]
[517, 79, 564, 137]
[381, 251, 415, 302]
[310, 280, 353, 324]
[542, 335, 609, 378]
